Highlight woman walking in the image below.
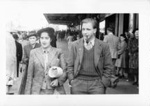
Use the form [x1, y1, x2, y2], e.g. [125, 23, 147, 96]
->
[25, 27, 67, 94]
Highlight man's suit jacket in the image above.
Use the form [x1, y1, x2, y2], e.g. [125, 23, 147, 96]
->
[15, 41, 22, 62]
[23, 43, 41, 64]
[103, 34, 119, 59]
[67, 38, 113, 87]
[15, 41, 23, 77]
[25, 47, 67, 94]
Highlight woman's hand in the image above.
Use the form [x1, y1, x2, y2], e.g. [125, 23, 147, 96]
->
[50, 79, 58, 87]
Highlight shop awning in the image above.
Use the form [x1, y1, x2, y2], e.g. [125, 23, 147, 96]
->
[44, 14, 109, 26]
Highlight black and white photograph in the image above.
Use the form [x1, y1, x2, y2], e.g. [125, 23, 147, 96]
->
[1, 0, 150, 106]
[6, 13, 139, 95]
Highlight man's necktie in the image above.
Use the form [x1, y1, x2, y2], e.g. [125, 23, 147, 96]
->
[85, 42, 92, 50]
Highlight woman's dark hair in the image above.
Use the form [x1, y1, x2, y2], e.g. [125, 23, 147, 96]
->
[37, 27, 56, 47]
[120, 34, 128, 43]
[132, 28, 139, 35]
[37, 27, 55, 40]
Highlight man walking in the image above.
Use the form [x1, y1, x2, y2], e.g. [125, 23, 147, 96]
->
[67, 18, 113, 94]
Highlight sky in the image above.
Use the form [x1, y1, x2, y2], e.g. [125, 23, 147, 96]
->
[5, 12, 48, 31]
[3, 1, 105, 32]
[5, 11, 67, 31]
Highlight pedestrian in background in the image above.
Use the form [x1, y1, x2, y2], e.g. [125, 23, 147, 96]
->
[12, 34, 23, 77]
[103, 27, 119, 75]
[115, 34, 128, 79]
[20, 33, 41, 94]
[128, 29, 139, 86]
[22, 33, 41, 66]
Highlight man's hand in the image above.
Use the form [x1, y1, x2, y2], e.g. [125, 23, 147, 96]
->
[68, 79, 74, 87]
[118, 54, 121, 58]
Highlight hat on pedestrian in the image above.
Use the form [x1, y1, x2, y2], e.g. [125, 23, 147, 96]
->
[27, 31, 37, 38]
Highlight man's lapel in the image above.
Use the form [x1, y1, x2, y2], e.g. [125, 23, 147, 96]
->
[78, 38, 84, 64]
[94, 38, 102, 67]
[35, 43, 40, 48]
[29, 44, 33, 50]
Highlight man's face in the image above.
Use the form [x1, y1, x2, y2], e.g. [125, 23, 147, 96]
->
[29, 36, 37, 45]
[135, 30, 139, 39]
[82, 22, 96, 42]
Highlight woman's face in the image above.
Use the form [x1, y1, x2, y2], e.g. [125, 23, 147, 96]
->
[40, 32, 51, 49]
[135, 30, 139, 39]
[120, 36, 125, 41]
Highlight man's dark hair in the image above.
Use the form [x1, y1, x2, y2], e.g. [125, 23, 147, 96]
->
[107, 27, 113, 32]
[12, 34, 19, 40]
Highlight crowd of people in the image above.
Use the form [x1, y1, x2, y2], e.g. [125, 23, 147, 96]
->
[103, 28, 139, 88]
[6, 18, 138, 95]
